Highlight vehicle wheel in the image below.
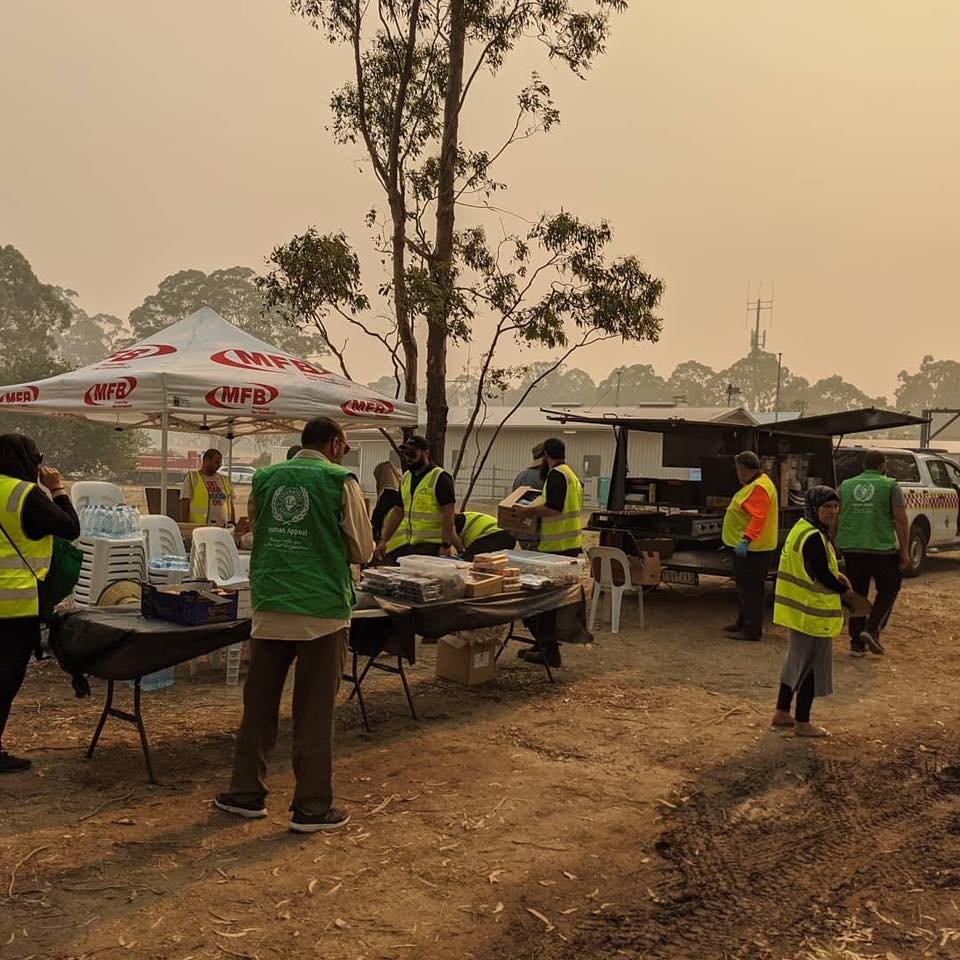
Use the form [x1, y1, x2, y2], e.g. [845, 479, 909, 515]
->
[906, 523, 928, 578]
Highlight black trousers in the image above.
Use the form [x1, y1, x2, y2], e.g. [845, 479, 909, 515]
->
[0, 619, 40, 750]
[732, 550, 775, 639]
[843, 552, 902, 645]
[777, 676, 815, 723]
[463, 530, 517, 562]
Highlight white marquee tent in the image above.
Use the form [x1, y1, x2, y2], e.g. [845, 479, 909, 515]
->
[0, 307, 417, 499]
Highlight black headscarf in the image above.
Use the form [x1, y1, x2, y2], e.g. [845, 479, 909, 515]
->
[804, 484, 840, 534]
[0, 434, 41, 483]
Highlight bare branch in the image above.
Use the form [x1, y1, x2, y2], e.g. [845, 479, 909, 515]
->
[459, 329, 615, 505]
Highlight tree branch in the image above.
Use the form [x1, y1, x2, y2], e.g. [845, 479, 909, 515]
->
[459, 329, 615, 505]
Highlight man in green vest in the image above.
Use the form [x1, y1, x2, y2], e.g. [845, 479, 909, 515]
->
[512, 437, 584, 557]
[215, 417, 373, 834]
[374, 435, 457, 562]
[721, 451, 780, 641]
[836, 449, 910, 657]
[455, 511, 516, 561]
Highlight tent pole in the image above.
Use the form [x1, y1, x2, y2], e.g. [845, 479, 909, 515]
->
[227, 430, 234, 476]
[160, 379, 169, 518]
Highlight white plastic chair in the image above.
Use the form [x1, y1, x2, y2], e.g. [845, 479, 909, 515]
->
[71, 481, 124, 512]
[139, 515, 186, 560]
[588, 546, 645, 634]
[190, 527, 250, 588]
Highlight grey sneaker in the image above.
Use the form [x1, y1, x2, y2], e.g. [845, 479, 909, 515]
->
[288, 807, 351, 833]
[860, 630, 885, 655]
[214, 793, 267, 819]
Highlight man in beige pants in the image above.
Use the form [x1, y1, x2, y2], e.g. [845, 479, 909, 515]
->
[215, 417, 373, 833]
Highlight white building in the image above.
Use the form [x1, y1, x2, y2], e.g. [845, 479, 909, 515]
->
[350, 404, 766, 506]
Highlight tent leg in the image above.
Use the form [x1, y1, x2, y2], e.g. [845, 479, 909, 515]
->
[160, 409, 169, 519]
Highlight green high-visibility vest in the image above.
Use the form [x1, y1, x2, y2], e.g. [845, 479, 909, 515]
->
[722, 472, 779, 551]
[836, 471, 898, 553]
[461, 512, 500, 549]
[773, 518, 844, 638]
[0, 476, 52, 620]
[250, 457, 354, 620]
[393, 467, 444, 547]
[538, 464, 583, 554]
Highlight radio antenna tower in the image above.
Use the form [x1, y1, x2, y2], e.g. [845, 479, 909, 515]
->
[745, 282, 775, 410]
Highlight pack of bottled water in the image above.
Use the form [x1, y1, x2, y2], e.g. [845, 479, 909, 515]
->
[147, 555, 191, 573]
[79, 504, 143, 540]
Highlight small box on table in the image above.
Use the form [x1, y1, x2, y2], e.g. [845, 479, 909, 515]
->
[141, 581, 239, 626]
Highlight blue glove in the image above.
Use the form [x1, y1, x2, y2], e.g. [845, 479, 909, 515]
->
[734, 538, 750, 559]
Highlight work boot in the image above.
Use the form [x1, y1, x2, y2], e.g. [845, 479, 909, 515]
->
[518, 645, 562, 668]
[0, 751, 31, 774]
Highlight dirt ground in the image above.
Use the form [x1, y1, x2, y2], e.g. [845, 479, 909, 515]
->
[3, 555, 960, 960]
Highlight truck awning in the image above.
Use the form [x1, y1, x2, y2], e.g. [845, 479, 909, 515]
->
[761, 409, 927, 438]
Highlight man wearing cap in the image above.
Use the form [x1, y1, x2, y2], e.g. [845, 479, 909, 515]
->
[513, 437, 584, 557]
[512, 444, 545, 491]
[721, 451, 779, 642]
[375, 436, 457, 561]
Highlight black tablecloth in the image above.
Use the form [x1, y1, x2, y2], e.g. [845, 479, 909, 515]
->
[49, 609, 251, 689]
[49, 585, 587, 695]
[374, 583, 591, 643]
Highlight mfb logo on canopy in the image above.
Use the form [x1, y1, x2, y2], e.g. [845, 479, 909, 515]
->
[100, 344, 176, 366]
[205, 383, 279, 411]
[340, 398, 395, 418]
[211, 349, 334, 381]
[83, 377, 138, 407]
[0, 385, 39, 405]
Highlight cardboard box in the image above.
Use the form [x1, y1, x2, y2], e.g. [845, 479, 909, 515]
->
[498, 486, 542, 539]
[591, 551, 661, 587]
[435, 636, 497, 686]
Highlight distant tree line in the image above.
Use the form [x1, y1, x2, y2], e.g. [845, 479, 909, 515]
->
[3, 240, 959, 481]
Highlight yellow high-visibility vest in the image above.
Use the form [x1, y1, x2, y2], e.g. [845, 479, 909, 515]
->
[773, 518, 844, 638]
[538, 464, 583, 554]
[0, 475, 52, 619]
[391, 467, 444, 548]
[187, 471, 234, 525]
[722, 472, 779, 551]
[461, 512, 500, 548]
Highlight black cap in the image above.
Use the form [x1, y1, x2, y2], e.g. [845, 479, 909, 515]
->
[735, 451, 761, 470]
[400, 435, 429, 453]
[543, 437, 566, 460]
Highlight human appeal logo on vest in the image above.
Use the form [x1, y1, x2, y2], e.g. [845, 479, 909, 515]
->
[340, 398, 395, 418]
[83, 377, 138, 407]
[211, 349, 334, 382]
[205, 383, 279, 411]
[101, 344, 176, 365]
[271, 485, 310, 525]
[0, 385, 39, 405]
[853, 482, 876, 504]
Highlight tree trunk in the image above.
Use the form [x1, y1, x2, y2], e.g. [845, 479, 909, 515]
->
[427, 0, 466, 465]
[389, 191, 418, 407]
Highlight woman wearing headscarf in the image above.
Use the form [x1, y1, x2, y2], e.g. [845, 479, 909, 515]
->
[0, 434, 80, 773]
[370, 460, 402, 545]
[771, 486, 855, 737]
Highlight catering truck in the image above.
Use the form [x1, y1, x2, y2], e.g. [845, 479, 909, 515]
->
[835, 447, 960, 576]
[543, 407, 927, 586]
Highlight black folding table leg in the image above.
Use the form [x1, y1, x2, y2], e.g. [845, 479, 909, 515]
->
[495, 621, 516, 663]
[397, 657, 417, 721]
[132, 680, 157, 784]
[351, 653, 372, 733]
[348, 653, 376, 701]
[86, 679, 114, 759]
[535, 635, 555, 684]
